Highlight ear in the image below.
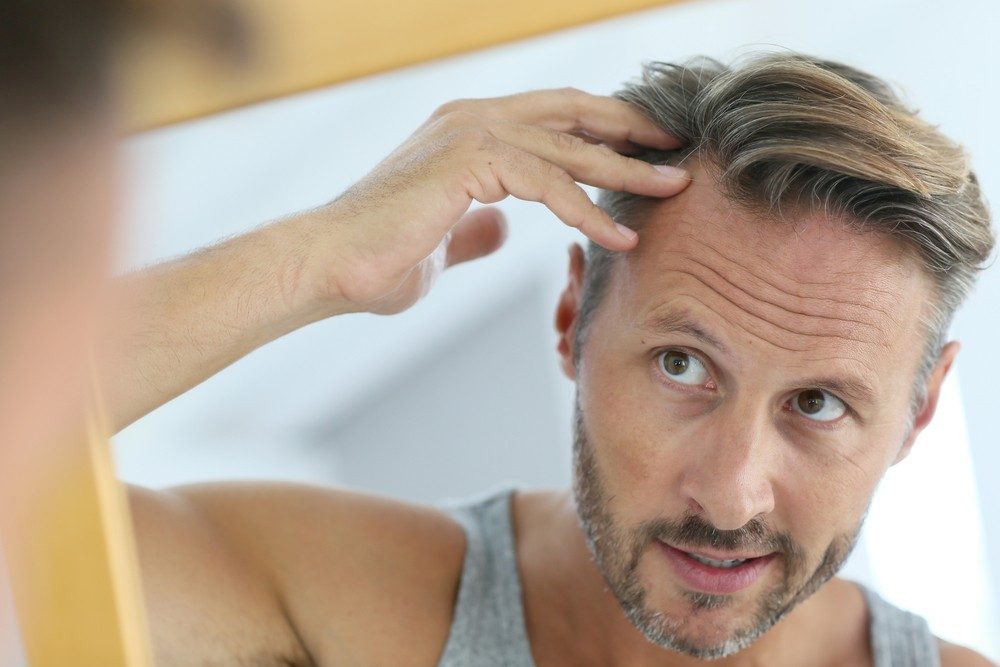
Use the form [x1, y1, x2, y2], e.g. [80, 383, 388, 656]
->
[894, 340, 961, 464]
[554, 244, 586, 381]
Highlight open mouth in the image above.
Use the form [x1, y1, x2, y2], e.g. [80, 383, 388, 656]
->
[686, 552, 751, 569]
[657, 541, 778, 595]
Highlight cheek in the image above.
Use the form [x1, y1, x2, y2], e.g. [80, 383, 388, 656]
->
[775, 441, 886, 553]
[577, 344, 694, 513]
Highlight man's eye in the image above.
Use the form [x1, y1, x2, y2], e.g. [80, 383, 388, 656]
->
[790, 389, 846, 422]
[657, 350, 709, 386]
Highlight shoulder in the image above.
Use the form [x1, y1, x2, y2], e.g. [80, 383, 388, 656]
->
[813, 581, 995, 667]
[172, 481, 468, 666]
[939, 640, 997, 667]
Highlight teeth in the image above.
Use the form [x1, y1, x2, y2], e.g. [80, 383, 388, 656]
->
[688, 552, 748, 569]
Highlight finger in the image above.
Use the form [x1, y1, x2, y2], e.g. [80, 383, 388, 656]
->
[570, 130, 639, 155]
[478, 88, 683, 150]
[481, 144, 637, 252]
[490, 121, 690, 198]
[445, 207, 508, 267]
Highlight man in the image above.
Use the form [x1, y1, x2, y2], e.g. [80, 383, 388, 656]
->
[102, 53, 997, 665]
[0, 4, 990, 658]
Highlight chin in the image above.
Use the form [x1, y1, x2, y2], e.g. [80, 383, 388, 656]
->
[620, 557, 791, 659]
[626, 600, 764, 660]
[626, 600, 773, 660]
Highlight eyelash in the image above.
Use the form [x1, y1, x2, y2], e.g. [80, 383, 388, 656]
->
[651, 347, 854, 426]
[652, 347, 716, 394]
[782, 396, 854, 430]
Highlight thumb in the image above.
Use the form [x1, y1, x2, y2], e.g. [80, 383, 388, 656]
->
[445, 207, 508, 268]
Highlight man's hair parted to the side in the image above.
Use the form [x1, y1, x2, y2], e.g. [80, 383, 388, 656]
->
[577, 51, 995, 410]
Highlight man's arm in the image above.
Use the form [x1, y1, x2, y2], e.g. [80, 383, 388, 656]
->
[102, 220, 337, 431]
[129, 482, 467, 666]
[939, 641, 998, 667]
[98, 88, 689, 433]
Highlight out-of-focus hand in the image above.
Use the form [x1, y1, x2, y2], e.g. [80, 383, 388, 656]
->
[293, 88, 690, 316]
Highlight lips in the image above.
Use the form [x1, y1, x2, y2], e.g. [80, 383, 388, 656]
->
[687, 552, 751, 568]
[657, 541, 777, 595]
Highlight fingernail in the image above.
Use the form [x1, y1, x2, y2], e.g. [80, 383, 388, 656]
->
[653, 164, 689, 179]
[615, 223, 638, 242]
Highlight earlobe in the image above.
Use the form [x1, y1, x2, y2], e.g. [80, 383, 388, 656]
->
[554, 244, 586, 381]
[893, 340, 961, 465]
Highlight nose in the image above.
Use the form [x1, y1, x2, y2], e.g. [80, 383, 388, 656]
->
[678, 407, 777, 531]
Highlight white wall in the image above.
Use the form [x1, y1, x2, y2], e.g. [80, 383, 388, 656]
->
[9, 0, 996, 663]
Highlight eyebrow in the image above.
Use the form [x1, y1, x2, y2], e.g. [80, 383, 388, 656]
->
[639, 309, 878, 405]
[641, 310, 732, 358]
[795, 376, 877, 406]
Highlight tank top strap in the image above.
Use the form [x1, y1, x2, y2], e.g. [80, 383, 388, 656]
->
[436, 487, 536, 667]
[858, 583, 941, 667]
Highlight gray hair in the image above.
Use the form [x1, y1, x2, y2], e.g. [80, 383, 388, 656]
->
[577, 52, 995, 413]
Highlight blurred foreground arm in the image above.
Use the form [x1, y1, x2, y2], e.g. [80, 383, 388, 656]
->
[98, 88, 690, 433]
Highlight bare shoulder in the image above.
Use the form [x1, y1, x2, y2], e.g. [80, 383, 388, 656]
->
[939, 640, 997, 667]
[134, 481, 467, 667]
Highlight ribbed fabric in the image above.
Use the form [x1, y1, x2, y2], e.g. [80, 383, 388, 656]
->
[436, 488, 940, 667]
[861, 584, 941, 667]
[436, 488, 535, 666]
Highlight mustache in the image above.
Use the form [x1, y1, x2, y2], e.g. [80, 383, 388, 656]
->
[641, 514, 799, 557]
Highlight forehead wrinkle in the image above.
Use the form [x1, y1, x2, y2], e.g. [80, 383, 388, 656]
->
[800, 355, 880, 380]
[653, 189, 917, 317]
[664, 262, 893, 350]
[670, 292, 827, 353]
[696, 241, 903, 325]
[662, 226, 903, 327]
[629, 174, 930, 374]
[684, 252, 892, 336]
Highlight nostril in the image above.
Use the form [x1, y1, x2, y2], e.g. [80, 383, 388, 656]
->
[687, 498, 705, 513]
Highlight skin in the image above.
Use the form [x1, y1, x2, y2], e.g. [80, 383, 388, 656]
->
[3, 89, 993, 665]
[548, 159, 957, 664]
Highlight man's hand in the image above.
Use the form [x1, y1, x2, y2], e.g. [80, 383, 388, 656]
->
[100, 88, 689, 432]
[290, 88, 690, 316]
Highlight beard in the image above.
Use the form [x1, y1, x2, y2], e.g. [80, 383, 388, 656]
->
[571, 398, 864, 659]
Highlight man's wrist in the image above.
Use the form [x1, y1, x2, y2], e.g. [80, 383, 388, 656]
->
[264, 208, 363, 325]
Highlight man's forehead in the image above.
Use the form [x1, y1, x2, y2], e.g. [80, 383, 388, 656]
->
[630, 172, 917, 289]
[611, 166, 932, 370]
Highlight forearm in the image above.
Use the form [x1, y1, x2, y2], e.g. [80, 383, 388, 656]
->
[98, 213, 343, 433]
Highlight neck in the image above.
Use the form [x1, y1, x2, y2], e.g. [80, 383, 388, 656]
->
[514, 490, 869, 667]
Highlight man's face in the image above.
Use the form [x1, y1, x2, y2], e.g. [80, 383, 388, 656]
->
[566, 166, 937, 658]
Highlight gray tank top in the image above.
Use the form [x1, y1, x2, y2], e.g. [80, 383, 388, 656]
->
[436, 488, 940, 667]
